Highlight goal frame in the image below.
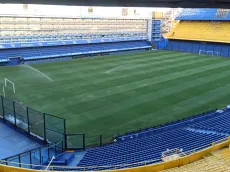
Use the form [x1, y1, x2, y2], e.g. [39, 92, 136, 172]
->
[5, 78, 16, 94]
[199, 50, 220, 57]
[2, 86, 5, 98]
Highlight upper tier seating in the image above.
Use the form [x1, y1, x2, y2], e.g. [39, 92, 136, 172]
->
[166, 21, 230, 43]
[52, 108, 230, 171]
[176, 8, 230, 20]
[0, 41, 151, 62]
[0, 33, 147, 43]
[0, 17, 147, 37]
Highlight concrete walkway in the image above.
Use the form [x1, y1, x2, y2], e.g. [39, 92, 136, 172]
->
[0, 121, 42, 159]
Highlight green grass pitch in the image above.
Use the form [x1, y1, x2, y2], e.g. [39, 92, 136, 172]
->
[1, 50, 230, 145]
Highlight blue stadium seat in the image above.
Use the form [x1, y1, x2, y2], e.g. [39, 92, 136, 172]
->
[72, 109, 228, 170]
[0, 41, 151, 61]
[176, 8, 230, 21]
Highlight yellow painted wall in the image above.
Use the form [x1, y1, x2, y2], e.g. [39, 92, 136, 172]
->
[0, 164, 42, 172]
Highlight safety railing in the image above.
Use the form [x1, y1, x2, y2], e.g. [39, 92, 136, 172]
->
[0, 140, 64, 169]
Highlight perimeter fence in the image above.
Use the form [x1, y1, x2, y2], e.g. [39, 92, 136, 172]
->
[0, 96, 66, 147]
[0, 96, 105, 151]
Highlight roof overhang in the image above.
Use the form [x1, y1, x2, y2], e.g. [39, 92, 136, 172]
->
[2, 0, 230, 8]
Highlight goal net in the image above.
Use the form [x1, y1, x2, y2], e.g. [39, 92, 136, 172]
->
[199, 50, 220, 57]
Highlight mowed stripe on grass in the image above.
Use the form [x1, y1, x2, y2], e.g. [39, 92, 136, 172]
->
[1, 50, 230, 145]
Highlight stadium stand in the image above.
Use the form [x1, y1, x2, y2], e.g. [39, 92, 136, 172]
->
[0, 16, 151, 65]
[45, 108, 230, 171]
[161, 148, 230, 172]
[176, 8, 230, 20]
[221, 148, 230, 164]
[3, 99, 230, 171]
[161, 154, 230, 172]
[0, 57, 9, 63]
[0, 41, 151, 62]
[166, 21, 230, 43]
[0, 17, 147, 39]
[164, 8, 230, 57]
[3, 8, 230, 172]
[77, 130, 223, 168]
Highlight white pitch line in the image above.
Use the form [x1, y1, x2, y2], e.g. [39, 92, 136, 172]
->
[105, 65, 126, 74]
[23, 65, 54, 82]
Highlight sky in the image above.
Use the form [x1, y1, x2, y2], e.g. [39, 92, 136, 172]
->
[0, 4, 170, 18]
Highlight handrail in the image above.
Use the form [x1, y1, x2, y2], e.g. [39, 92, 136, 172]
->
[1, 140, 63, 161]
[1, 136, 229, 171]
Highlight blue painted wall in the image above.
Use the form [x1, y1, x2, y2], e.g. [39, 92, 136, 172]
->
[165, 40, 230, 57]
[8, 57, 21, 66]
[156, 36, 168, 49]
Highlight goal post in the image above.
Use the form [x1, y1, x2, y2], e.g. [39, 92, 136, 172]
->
[213, 51, 220, 57]
[206, 51, 214, 56]
[2, 86, 5, 98]
[199, 50, 220, 57]
[5, 78, 15, 94]
[199, 50, 206, 55]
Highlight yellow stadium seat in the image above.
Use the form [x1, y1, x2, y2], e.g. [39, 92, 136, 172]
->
[166, 21, 230, 43]
[161, 153, 230, 172]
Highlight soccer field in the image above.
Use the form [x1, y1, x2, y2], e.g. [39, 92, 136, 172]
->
[1, 50, 230, 145]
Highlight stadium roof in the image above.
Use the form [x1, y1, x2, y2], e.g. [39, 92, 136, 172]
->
[2, 0, 230, 8]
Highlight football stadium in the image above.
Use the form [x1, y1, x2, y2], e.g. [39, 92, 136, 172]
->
[2, 2, 230, 172]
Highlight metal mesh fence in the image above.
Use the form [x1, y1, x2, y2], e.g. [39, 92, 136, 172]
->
[0, 95, 89, 152]
[4, 108, 15, 124]
[45, 114, 65, 134]
[0, 97, 3, 118]
[14, 102, 27, 118]
[46, 129, 64, 144]
[3, 98, 14, 111]
[0, 96, 66, 144]
[66, 134, 85, 150]
[3, 98, 14, 122]
[15, 102, 28, 131]
[45, 114, 65, 143]
[28, 108, 45, 140]
[15, 113, 28, 131]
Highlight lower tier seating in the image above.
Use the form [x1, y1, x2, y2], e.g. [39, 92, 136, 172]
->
[54, 108, 230, 171]
[187, 110, 230, 134]
[0, 41, 151, 62]
[77, 130, 223, 169]
[0, 57, 9, 63]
